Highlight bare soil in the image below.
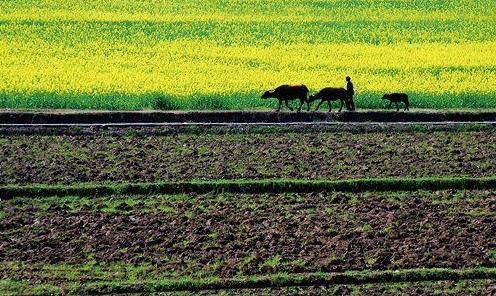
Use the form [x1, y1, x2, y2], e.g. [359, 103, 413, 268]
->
[1, 190, 494, 280]
[1, 131, 495, 185]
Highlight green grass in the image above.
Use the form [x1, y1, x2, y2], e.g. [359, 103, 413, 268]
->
[0, 267, 494, 295]
[3, 176, 496, 199]
[2, 91, 496, 111]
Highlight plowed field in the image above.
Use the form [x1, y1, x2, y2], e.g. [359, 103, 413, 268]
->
[1, 131, 494, 185]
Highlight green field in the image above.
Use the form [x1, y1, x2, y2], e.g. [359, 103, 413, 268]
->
[0, 0, 495, 110]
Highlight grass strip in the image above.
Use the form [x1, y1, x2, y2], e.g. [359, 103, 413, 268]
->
[1, 267, 495, 295]
[2, 176, 496, 199]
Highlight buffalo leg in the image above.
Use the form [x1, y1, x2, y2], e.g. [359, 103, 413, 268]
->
[315, 100, 324, 111]
[297, 99, 305, 112]
[328, 100, 332, 112]
[285, 100, 294, 111]
[395, 102, 399, 112]
[277, 100, 282, 112]
[338, 100, 344, 112]
[388, 101, 393, 109]
[404, 101, 409, 111]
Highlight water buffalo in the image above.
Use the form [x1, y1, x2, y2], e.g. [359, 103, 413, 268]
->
[307, 87, 348, 112]
[382, 93, 409, 111]
[261, 85, 309, 112]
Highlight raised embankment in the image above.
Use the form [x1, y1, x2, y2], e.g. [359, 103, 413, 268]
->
[3, 177, 496, 199]
[1, 109, 495, 124]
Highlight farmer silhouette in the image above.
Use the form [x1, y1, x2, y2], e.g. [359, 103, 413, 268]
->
[346, 76, 355, 111]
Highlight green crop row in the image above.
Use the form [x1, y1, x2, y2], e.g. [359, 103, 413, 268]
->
[3, 176, 496, 199]
[1, 267, 494, 295]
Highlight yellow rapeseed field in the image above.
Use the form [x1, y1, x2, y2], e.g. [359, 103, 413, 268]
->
[0, 0, 495, 109]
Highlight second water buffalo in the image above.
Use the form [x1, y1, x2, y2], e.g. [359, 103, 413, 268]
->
[382, 93, 410, 111]
[261, 85, 309, 112]
[307, 87, 348, 112]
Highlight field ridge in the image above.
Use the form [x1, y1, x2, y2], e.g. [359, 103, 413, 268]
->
[2, 267, 495, 295]
[4, 176, 496, 199]
[1, 110, 496, 124]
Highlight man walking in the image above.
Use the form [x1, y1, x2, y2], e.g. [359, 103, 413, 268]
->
[345, 76, 355, 111]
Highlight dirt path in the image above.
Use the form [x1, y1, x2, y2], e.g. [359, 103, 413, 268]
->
[1, 109, 495, 124]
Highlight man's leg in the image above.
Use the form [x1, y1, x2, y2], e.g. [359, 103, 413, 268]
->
[346, 95, 352, 111]
[349, 96, 355, 111]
